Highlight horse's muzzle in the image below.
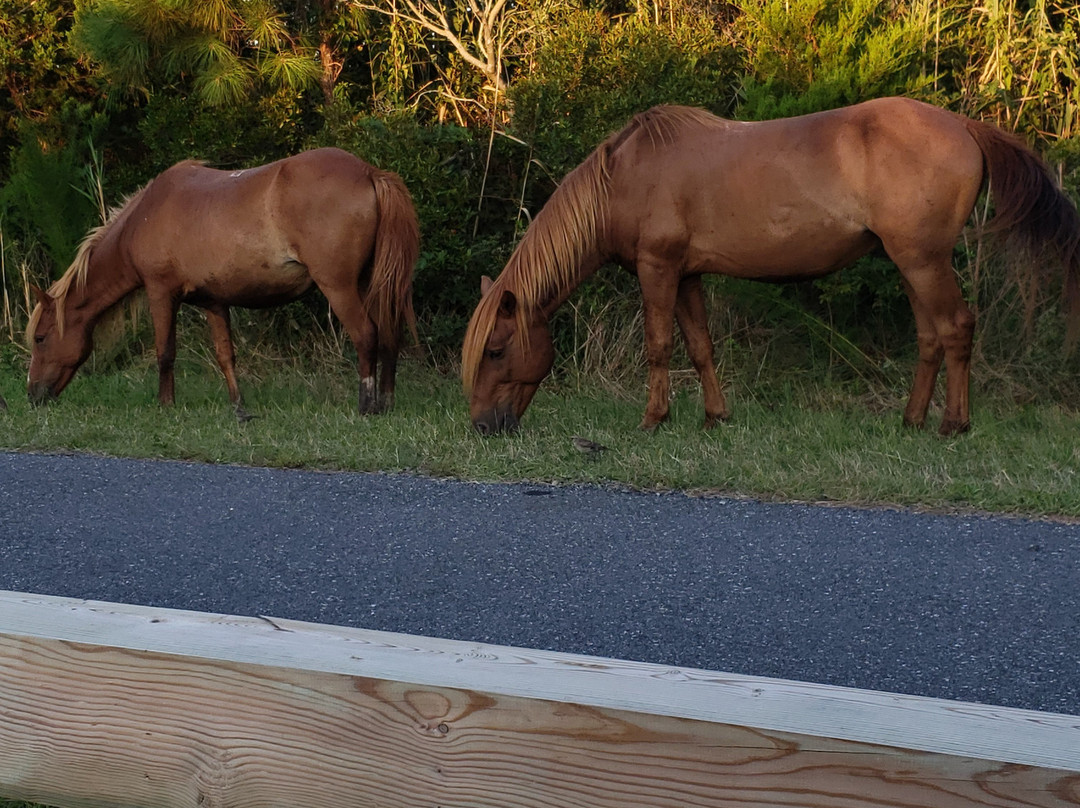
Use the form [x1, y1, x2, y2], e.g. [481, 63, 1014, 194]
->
[27, 382, 56, 407]
[473, 403, 518, 435]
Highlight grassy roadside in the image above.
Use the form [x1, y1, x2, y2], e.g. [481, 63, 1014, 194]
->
[2, 354, 1078, 518]
[0, 355, 1078, 808]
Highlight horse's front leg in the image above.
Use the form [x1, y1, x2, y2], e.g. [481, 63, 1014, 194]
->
[148, 292, 179, 406]
[638, 263, 680, 431]
[205, 305, 254, 421]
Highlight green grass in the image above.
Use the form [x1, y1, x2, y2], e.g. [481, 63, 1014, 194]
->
[2, 353, 1079, 518]
[0, 353, 1078, 808]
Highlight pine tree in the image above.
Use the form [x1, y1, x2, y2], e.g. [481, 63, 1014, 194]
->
[72, 0, 323, 106]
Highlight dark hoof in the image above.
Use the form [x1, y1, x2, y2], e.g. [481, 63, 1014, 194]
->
[358, 378, 382, 416]
[938, 418, 970, 437]
[358, 399, 382, 416]
[235, 405, 257, 423]
[703, 410, 730, 430]
[638, 415, 668, 432]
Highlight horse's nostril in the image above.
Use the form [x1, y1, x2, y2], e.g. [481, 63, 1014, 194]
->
[475, 421, 491, 436]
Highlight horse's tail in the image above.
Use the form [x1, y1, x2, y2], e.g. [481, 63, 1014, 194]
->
[964, 118, 1080, 337]
[368, 168, 420, 351]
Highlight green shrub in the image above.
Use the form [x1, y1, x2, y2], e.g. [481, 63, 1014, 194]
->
[731, 0, 931, 120]
[511, 6, 741, 177]
[0, 104, 107, 280]
[311, 111, 524, 357]
[141, 90, 313, 170]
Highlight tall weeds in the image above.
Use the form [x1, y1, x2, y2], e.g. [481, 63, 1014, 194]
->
[956, 0, 1080, 137]
[0, 229, 11, 343]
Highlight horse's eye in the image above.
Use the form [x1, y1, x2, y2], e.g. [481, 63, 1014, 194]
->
[486, 347, 505, 360]
[33, 335, 45, 345]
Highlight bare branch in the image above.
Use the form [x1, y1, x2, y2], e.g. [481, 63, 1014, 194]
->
[352, 0, 511, 91]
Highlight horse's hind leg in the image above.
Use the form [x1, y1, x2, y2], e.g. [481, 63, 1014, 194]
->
[205, 305, 253, 422]
[898, 263, 975, 436]
[320, 285, 381, 415]
[377, 341, 398, 413]
[674, 275, 728, 429]
[899, 278, 944, 429]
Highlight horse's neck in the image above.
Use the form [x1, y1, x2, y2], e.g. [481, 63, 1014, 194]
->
[72, 236, 142, 321]
[537, 248, 608, 319]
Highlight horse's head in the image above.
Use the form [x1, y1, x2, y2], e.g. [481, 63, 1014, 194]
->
[465, 277, 554, 435]
[26, 286, 94, 405]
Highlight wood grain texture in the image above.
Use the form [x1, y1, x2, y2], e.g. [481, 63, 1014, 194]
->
[1, 592, 1078, 808]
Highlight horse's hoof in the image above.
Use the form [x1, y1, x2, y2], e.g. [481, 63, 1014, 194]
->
[902, 415, 926, 430]
[638, 415, 667, 432]
[938, 418, 970, 437]
[0, 396, 7, 412]
[358, 393, 394, 416]
[703, 410, 730, 430]
[235, 406, 257, 423]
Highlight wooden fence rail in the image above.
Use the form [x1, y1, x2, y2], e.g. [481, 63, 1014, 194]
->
[1, 590, 1078, 808]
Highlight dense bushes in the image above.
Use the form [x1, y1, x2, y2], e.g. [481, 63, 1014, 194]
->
[312, 113, 520, 353]
[2, 0, 1079, 400]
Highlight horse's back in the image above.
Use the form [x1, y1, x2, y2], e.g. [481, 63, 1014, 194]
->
[150, 148, 377, 221]
[128, 149, 382, 304]
[604, 98, 985, 276]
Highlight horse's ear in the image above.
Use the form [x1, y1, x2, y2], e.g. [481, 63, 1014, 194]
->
[497, 289, 517, 319]
[480, 275, 494, 296]
[29, 284, 51, 307]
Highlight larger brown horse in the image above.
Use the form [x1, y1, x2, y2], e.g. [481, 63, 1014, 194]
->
[28, 147, 418, 417]
[463, 98, 1080, 436]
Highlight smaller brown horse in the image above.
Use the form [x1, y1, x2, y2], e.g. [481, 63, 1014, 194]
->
[462, 98, 1080, 436]
[28, 147, 418, 417]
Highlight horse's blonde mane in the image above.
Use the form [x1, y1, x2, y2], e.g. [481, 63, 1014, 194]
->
[635, 104, 727, 147]
[461, 144, 611, 395]
[461, 105, 726, 394]
[26, 180, 153, 343]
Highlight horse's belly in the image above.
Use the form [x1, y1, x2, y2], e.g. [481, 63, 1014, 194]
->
[689, 211, 876, 279]
[183, 261, 314, 308]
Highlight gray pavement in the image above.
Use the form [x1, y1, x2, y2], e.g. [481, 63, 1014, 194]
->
[0, 450, 1077, 714]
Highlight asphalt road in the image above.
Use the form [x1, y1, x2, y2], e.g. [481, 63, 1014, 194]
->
[1, 450, 1077, 715]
